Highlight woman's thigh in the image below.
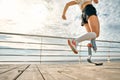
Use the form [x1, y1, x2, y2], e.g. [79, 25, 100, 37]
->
[84, 24, 91, 32]
[88, 15, 100, 37]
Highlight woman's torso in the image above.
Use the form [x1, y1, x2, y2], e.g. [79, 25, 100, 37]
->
[75, 0, 92, 10]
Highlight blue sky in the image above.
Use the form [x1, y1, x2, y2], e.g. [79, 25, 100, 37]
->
[0, 0, 120, 41]
[0, 0, 120, 49]
[0, 0, 119, 51]
[0, 0, 120, 62]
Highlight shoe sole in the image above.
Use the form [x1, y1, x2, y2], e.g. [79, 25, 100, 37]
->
[68, 39, 78, 54]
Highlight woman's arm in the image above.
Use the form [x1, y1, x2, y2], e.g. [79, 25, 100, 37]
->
[62, 1, 77, 20]
[93, 0, 99, 4]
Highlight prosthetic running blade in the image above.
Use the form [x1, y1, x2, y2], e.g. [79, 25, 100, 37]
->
[87, 43, 103, 66]
[87, 56, 103, 66]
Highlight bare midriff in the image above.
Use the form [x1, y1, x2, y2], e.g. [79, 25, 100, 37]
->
[80, 1, 92, 10]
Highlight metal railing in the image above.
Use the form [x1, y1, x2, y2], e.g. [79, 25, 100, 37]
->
[0, 32, 120, 64]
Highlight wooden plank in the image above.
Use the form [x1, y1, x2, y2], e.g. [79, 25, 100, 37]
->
[55, 63, 120, 80]
[37, 64, 56, 80]
[16, 65, 44, 80]
[37, 64, 77, 80]
[0, 64, 23, 74]
[0, 64, 29, 80]
[37, 63, 120, 80]
[0, 62, 119, 80]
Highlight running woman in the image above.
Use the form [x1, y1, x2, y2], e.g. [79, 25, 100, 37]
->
[62, 0, 100, 54]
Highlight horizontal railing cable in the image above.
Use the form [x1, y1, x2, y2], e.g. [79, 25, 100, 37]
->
[0, 32, 70, 39]
[0, 40, 120, 49]
[0, 32, 120, 43]
[0, 54, 120, 57]
[0, 47, 120, 53]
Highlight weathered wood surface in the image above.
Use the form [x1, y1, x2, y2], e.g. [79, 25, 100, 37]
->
[0, 62, 120, 80]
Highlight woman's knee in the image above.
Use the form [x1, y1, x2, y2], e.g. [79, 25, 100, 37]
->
[93, 31, 99, 38]
[96, 33, 99, 37]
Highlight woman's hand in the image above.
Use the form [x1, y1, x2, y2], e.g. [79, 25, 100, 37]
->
[62, 14, 67, 20]
[93, 0, 98, 4]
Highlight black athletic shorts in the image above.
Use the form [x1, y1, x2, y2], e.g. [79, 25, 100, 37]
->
[81, 4, 97, 26]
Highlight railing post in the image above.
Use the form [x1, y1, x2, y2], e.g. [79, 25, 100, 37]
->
[107, 43, 111, 63]
[79, 43, 82, 64]
[40, 37, 42, 64]
[107, 55, 110, 62]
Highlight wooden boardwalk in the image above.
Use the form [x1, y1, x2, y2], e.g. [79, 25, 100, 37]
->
[0, 62, 120, 80]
